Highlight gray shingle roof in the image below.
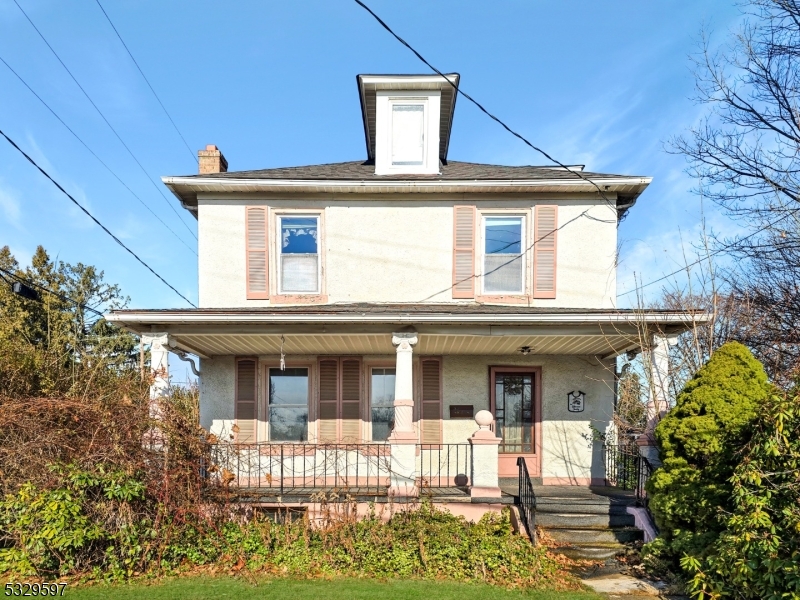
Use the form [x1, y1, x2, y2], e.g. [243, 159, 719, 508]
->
[180, 160, 639, 182]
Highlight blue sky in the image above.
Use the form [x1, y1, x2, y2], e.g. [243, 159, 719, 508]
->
[0, 0, 743, 318]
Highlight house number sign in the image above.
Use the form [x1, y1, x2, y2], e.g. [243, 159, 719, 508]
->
[567, 390, 585, 413]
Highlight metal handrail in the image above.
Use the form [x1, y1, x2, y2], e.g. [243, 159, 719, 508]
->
[516, 456, 537, 544]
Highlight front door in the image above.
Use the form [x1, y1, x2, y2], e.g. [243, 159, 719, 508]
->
[490, 367, 541, 478]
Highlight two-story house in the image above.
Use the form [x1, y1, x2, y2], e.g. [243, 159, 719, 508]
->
[108, 74, 693, 509]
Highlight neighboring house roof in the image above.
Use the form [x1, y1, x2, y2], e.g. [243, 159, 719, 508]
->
[163, 160, 652, 219]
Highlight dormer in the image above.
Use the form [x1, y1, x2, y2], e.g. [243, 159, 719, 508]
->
[357, 74, 460, 175]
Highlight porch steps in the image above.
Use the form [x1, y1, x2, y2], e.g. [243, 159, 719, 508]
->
[530, 486, 642, 560]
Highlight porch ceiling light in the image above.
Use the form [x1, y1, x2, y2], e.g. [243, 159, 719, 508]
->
[518, 346, 532, 355]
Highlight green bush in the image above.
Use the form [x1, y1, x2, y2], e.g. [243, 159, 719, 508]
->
[681, 394, 800, 599]
[646, 342, 772, 561]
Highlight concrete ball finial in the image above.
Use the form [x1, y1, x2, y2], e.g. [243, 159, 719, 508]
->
[474, 410, 494, 428]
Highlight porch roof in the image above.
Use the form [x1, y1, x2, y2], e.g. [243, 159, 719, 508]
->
[106, 305, 706, 360]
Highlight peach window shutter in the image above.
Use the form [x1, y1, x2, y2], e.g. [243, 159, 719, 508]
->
[452, 205, 476, 298]
[235, 358, 257, 443]
[533, 205, 558, 299]
[245, 207, 269, 300]
[318, 359, 339, 443]
[340, 359, 362, 442]
[420, 358, 442, 444]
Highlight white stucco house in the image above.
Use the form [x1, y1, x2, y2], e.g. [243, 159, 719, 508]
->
[107, 74, 694, 511]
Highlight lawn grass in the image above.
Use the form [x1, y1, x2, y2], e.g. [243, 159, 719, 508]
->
[63, 576, 605, 599]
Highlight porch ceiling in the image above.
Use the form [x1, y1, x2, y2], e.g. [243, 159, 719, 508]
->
[163, 331, 642, 359]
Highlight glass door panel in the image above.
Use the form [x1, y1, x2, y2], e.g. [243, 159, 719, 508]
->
[495, 372, 533, 454]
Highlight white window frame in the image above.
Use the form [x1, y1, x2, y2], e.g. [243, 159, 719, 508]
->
[276, 213, 321, 295]
[480, 214, 527, 296]
[389, 100, 427, 167]
[368, 365, 396, 442]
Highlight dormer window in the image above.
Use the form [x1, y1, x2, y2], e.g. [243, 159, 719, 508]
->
[358, 74, 458, 176]
[391, 103, 425, 166]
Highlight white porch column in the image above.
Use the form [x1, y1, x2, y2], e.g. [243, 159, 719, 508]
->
[638, 333, 673, 466]
[388, 332, 418, 497]
[141, 333, 169, 444]
[469, 410, 502, 498]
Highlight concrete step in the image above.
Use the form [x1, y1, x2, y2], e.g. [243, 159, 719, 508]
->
[550, 542, 627, 561]
[535, 511, 636, 528]
[545, 526, 643, 545]
[534, 500, 633, 515]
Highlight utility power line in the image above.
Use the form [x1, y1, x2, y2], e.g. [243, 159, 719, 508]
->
[0, 128, 197, 307]
[11, 0, 197, 240]
[354, 0, 619, 216]
[0, 53, 197, 256]
[92, 0, 198, 165]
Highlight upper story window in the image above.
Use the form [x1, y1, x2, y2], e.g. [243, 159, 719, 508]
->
[279, 216, 319, 294]
[483, 216, 525, 294]
[391, 104, 425, 166]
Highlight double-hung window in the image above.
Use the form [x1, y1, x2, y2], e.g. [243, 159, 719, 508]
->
[278, 216, 319, 293]
[483, 216, 525, 294]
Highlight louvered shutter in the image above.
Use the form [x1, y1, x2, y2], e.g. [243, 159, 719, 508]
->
[340, 359, 362, 442]
[420, 358, 442, 444]
[318, 359, 338, 443]
[246, 207, 269, 299]
[235, 358, 257, 443]
[533, 206, 558, 299]
[452, 206, 476, 298]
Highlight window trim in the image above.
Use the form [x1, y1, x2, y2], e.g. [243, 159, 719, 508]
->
[270, 209, 327, 303]
[375, 90, 441, 175]
[480, 213, 528, 296]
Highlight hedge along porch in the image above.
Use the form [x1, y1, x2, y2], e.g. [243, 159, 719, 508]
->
[109, 306, 700, 496]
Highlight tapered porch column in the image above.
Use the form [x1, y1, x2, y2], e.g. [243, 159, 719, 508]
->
[388, 332, 418, 497]
[141, 333, 169, 447]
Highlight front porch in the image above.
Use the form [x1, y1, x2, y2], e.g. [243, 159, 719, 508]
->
[107, 304, 698, 500]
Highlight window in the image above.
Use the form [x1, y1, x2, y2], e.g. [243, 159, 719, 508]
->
[268, 368, 309, 441]
[483, 216, 524, 294]
[370, 368, 395, 441]
[494, 372, 534, 454]
[278, 216, 319, 293]
[391, 104, 425, 166]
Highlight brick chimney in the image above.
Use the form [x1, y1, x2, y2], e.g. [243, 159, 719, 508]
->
[198, 144, 228, 174]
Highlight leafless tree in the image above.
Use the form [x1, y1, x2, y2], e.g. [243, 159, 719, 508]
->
[670, 0, 800, 384]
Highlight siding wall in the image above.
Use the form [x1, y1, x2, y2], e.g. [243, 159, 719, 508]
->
[197, 195, 618, 308]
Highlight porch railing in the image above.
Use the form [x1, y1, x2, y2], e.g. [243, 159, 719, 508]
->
[516, 457, 537, 544]
[602, 443, 653, 507]
[205, 442, 392, 496]
[417, 443, 472, 490]
[202, 442, 473, 496]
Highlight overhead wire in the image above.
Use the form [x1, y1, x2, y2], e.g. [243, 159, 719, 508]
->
[354, 0, 620, 219]
[11, 0, 197, 240]
[355, 0, 786, 303]
[92, 0, 198, 165]
[0, 128, 197, 307]
[0, 53, 197, 256]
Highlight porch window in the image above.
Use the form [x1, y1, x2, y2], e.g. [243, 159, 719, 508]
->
[268, 367, 309, 441]
[278, 216, 319, 293]
[494, 372, 533, 453]
[370, 368, 395, 441]
[483, 216, 524, 294]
